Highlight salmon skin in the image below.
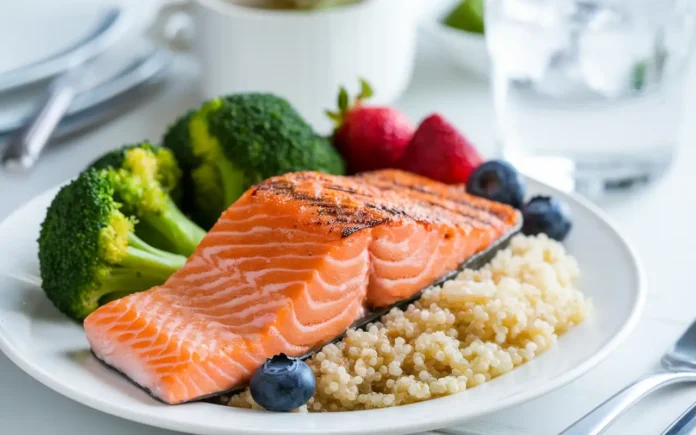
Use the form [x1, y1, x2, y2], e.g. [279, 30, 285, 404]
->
[84, 169, 521, 404]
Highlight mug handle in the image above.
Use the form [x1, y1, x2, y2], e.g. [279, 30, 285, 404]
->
[148, 0, 194, 52]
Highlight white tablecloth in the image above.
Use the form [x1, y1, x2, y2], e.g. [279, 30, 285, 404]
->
[1, 39, 695, 435]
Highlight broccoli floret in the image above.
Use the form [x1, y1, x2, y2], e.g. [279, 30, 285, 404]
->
[162, 110, 200, 172]
[38, 170, 187, 322]
[88, 142, 206, 256]
[161, 110, 198, 216]
[163, 94, 345, 228]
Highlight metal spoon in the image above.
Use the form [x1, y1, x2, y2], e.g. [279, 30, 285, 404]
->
[561, 319, 696, 435]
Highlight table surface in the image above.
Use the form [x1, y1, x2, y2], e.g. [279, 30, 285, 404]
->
[2, 35, 696, 435]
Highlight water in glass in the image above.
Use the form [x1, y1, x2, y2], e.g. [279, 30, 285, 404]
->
[486, 0, 696, 195]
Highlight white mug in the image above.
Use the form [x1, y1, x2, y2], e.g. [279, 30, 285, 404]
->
[150, 0, 418, 132]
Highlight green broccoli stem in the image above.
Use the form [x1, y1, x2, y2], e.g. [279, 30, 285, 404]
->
[92, 234, 187, 307]
[138, 197, 207, 257]
[218, 157, 247, 208]
[94, 270, 169, 306]
[133, 219, 178, 253]
[123, 232, 188, 276]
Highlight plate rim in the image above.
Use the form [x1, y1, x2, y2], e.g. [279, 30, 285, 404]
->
[0, 2, 130, 93]
[0, 177, 647, 435]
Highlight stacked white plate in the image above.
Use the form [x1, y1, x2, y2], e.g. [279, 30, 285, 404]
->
[0, 0, 170, 140]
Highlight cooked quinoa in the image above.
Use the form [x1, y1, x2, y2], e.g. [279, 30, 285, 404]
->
[228, 234, 588, 412]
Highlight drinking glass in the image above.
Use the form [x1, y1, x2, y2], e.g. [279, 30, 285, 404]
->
[485, 0, 696, 196]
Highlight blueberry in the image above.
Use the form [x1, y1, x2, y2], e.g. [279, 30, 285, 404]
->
[521, 195, 572, 241]
[466, 160, 526, 209]
[249, 354, 315, 412]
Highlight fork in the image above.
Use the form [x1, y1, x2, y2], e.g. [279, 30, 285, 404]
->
[561, 319, 696, 435]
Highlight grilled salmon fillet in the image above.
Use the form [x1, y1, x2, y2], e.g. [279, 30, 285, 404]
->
[84, 169, 520, 404]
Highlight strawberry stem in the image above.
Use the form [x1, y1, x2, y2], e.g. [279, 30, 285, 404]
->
[327, 78, 375, 130]
[358, 78, 374, 101]
[325, 110, 342, 123]
[338, 87, 349, 115]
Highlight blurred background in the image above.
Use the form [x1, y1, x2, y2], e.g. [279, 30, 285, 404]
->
[1, 0, 694, 200]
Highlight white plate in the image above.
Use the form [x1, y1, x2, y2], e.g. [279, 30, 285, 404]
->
[0, 0, 128, 92]
[0, 178, 645, 435]
[420, 0, 490, 79]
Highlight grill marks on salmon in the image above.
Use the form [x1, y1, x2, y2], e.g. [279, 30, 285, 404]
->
[84, 169, 521, 404]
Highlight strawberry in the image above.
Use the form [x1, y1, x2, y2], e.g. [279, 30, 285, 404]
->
[397, 114, 483, 184]
[327, 79, 414, 174]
